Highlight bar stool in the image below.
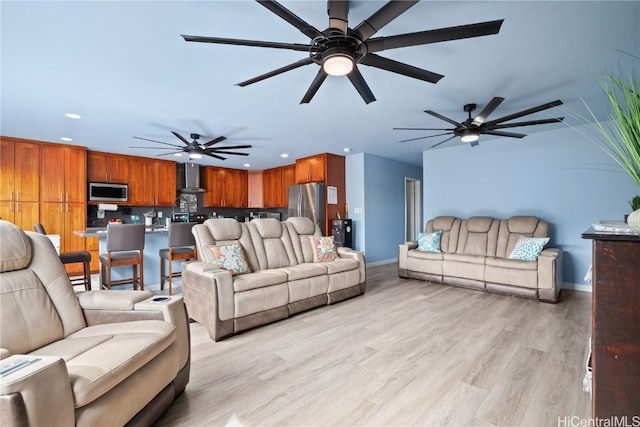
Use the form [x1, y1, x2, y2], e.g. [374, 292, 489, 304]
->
[34, 224, 92, 291]
[160, 222, 196, 295]
[100, 223, 145, 290]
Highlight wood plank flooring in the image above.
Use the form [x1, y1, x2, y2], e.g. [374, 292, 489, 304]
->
[155, 263, 592, 426]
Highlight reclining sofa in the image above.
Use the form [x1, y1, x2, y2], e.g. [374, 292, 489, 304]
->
[398, 215, 563, 303]
[182, 217, 366, 341]
[0, 220, 190, 426]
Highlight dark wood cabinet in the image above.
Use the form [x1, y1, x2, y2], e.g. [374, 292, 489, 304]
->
[582, 228, 640, 419]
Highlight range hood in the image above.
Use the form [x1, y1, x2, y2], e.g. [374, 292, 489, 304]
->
[176, 162, 205, 193]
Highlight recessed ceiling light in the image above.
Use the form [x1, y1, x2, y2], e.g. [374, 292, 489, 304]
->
[244, 163, 251, 167]
[64, 113, 81, 119]
[343, 147, 351, 153]
[174, 153, 183, 157]
[60, 137, 72, 142]
[280, 153, 289, 158]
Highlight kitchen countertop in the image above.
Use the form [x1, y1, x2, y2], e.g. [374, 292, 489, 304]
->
[74, 226, 169, 237]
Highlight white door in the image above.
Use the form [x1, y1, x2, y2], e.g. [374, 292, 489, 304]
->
[405, 178, 421, 241]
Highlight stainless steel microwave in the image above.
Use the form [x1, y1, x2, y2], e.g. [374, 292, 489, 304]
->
[88, 182, 128, 202]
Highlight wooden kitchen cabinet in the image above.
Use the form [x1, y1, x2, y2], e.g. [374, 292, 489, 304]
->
[203, 166, 248, 208]
[1, 138, 41, 203]
[280, 164, 296, 205]
[87, 151, 130, 183]
[40, 144, 86, 204]
[295, 154, 326, 183]
[248, 171, 263, 208]
[0, 201, 39, 231]
[582, 228, 640, 419]
[39, 202, 87, 275]
[262, 167, 281, 208]
[129, 157, 176, 206]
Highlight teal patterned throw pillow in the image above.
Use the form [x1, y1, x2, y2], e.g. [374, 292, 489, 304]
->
[508, 236, 550, 261]
[417, 231, 442, 252]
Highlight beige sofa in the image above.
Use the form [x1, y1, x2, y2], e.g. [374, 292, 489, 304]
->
[182, 217, 366, 341]
[398, 216, 563, 303]
[0, 220, 190, 426]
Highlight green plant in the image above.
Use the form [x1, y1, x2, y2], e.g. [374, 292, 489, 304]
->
[630, 195, 640, 211]
[573, 53, 640, 187]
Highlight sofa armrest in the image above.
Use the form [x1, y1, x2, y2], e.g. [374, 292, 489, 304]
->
[182, 261, 235, 341]
[537, 247, 564, 303]
[0, 355, 74, 427]
[398, 241, 417, 276]
[77, 290, 161, 325]
[336, 247, 366, 285]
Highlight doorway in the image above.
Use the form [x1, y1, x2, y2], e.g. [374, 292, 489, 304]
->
[405, 178, 421, 241]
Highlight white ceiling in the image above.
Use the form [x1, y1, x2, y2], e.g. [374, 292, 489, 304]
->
[2, 1, 639, 169]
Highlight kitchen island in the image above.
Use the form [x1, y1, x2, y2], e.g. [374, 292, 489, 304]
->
[74, 226, 179, 289]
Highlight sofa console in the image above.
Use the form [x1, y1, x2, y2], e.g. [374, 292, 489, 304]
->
[182, 217, 366, 341]
[398, 215, 562, 303]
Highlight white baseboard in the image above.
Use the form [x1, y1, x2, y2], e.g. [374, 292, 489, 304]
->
[563, 282, 592, 293]
[366, 258, 397, 267]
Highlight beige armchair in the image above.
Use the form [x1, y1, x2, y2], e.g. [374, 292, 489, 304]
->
[0, 220, 190, 426]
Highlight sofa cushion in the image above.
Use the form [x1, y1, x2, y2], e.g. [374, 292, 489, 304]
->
[508, 236, 550, 261]
[278, 263, 328, 281]
[417, 231, 441, 252]
[309, 236, 339, 262]
[323, 257, 360, 274]
[209, 243, 251, 276]
[426, 216, 460, 253]
[457, 217, 498, 257]
[232, 269, 289, 292]
[248, 219, 298, 270]
[30, 320, 175, 408]
[0, 222, 31, 273]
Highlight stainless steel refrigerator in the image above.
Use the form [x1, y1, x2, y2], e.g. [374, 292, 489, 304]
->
[288, 182, 326, 231]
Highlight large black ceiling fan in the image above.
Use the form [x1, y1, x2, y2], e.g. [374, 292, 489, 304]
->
[181, 0, 504, 104]
[394, 97, 564, 148]
[130, 131, 252, 160]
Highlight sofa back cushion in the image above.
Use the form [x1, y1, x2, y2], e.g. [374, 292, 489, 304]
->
[456, 216, 499, 257]
[284, 217, 322, 264]
[195, 219, 260, 272]
[496, 216, 550, 258]
[0, 221, 86, 355]
[425, 216, 460, 253]
[247, 219, 298, 270]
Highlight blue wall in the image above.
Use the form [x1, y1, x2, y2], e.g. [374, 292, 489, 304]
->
[346, 153, 423, 264]
[422, 124, 638, 288]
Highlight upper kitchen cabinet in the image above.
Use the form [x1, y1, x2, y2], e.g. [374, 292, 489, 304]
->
[248, 171, 263, 208]
[1, 137, 41, 202]
[295, 154, 326, 184]
[40, 144, 87, 204]
[129, 157, 176, 206]
[280, 164, 296, 205]
[87, 151, 130, 183]
[262, 164, 295, 208]
[203, 166, 248, 208]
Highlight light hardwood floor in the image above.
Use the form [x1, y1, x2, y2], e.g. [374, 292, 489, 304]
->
[155, 263, 592, 427]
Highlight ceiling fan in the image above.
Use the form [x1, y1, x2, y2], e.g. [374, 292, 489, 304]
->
[130, 131, 252, 160]
[181, 0, 504, 104]
[394, 97, 565, 148]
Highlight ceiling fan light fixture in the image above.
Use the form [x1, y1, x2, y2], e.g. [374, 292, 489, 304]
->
[188, 151, 202, 159]
[460, 130, 479, 144]
[322, 48, 354, 76]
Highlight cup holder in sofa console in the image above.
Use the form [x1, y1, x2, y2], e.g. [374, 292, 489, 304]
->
[150, 296, 171, 303]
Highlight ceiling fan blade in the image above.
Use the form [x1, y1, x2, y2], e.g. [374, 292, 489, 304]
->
[211, 144, 253, 150]
[328, 0, 349, 34]
[472, 97, 505, 126]
[489, 117, 565, 130]
[353, 1, 419, 41]
[209, 150, 250, 156]
[129, 146, 179, 150]
[430, 135, 457, 149]
[256, 0, 324, 39]
[204, 152, 227, 160]
[347, 67, 376, 104]
[484, 100, 564, 126]
[484, 130, 526, 138]
[300, 69, 328, 104]
[393, 127, 454, 131]
[398, 132, 453, 143]
[366, 19, 504, 52]
[131, 137, 182, 148]
[181, 35, 310, 52]
[156, 151, 184, 157]
[238, 57, 315, 87]
[359, 53, 443, 84]
[424, 110, 463, 127]
[202, 136, 227, 146]
[171, 131, 191, 145]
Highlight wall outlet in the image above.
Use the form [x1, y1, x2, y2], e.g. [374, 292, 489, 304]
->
[354, 207, 363, 215]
